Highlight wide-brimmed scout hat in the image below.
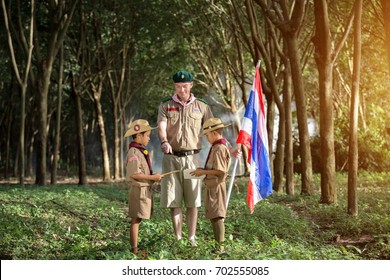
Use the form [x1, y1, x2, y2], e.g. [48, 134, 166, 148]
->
[124, 119, 156, 138]
[199, 117, 230, 137]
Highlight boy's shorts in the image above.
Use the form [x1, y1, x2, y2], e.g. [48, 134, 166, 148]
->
[204, 183, 227, 219]
[160, 153, 202, 208]
[128, 186, 152, 219]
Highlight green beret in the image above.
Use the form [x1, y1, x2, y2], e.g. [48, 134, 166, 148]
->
[172, 70, 193, 83]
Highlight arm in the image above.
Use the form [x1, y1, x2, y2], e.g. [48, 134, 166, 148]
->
[131, 173, 162, 182]
[158, 120, 172, 154]
[158, 120, 168, 143]
[190, 168, 225, 177]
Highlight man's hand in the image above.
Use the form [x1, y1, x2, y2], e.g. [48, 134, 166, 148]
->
[161, 142, 173, 154]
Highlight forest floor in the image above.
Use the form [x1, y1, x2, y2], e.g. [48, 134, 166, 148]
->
[0, 172, 389, 260]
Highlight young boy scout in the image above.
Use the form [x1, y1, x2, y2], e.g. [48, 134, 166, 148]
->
[191, 117, 231, 252]
[124, 119, 162, 254]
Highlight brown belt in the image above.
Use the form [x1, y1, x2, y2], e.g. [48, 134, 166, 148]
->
[172, 150, 200, 157]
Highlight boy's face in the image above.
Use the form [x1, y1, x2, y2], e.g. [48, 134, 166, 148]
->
[205, 131, 218, 144]
[137, 130, 151, 146]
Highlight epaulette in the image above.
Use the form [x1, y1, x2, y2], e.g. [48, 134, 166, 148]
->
[160, 96, 172, 103]
[197, 97, 208, 104]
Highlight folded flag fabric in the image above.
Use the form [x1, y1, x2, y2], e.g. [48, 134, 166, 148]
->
[236, 63, 273, 213]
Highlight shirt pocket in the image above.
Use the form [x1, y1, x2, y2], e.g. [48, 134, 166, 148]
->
[168, 111, 179, 125]
[188, 111, 202, 128]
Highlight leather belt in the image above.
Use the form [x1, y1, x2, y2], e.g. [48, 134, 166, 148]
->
[172, 150, 200, 157]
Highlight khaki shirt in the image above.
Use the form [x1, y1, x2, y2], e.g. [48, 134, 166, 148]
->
[203, 142, 231, 188]
[157, 98, 213, 151]
[126, 147, 152, 187]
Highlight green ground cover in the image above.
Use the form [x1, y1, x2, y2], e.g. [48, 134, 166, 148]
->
[0, 172, 389, 260]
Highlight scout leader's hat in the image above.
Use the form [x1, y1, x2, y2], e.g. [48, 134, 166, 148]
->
[172, 70, 193, 83]
[124, 119, 156, 138]
[199, 117, 231, 137]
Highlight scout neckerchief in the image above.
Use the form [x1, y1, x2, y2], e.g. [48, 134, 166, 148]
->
[129, 141, 153, 174]
[172, 93, 196, 107]
[204, 138, 227, 168]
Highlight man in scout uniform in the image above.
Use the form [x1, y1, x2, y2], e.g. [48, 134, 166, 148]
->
[125, 119, 162, 254]
[191, 118, 231, 252]
[157, 70, 213, 246]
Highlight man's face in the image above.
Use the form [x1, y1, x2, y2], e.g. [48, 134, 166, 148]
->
[174, 82, 193, 100]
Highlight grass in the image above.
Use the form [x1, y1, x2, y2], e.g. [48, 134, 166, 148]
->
[0, 172, 389, 260]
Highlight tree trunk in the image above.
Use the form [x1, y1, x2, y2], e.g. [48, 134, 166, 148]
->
[285, 35, 313, 195]
[348, 0, 362, 216]
[284, 61, 294, 195]
[92, 81, 111, 181]
[51, 46, 64, 185]
[273, 102, 285, 192]
[313, 0, 337, 203]
[71, 78, 87, 185]
[113, 106, 120, 179]
[35, 61, 54, 185]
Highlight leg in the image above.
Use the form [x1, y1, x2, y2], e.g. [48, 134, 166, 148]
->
[130, 217, 142, 254]
[211, 217, 225, 251]
[186, 207, 198, 243]
[170, 207, 183, 240]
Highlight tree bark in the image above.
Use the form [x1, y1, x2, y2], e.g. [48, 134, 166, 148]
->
[51, 45, 63, 185]
[285, 34, 313, 195]
[283, 59, 294, 195]
[348, 0, 362, 216]
[71, 74, 87, 185]
[313, 0, 336, 203]
[91, 76, 111, 181]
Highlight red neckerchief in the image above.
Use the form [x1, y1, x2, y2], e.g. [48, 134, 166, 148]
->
[204, 138, 227, 168]
[129, 141, 153, 174]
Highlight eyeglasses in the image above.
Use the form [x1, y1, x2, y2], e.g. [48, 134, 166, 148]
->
[174, 83, 192, 90]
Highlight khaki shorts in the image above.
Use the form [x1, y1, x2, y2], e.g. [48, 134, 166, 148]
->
[160, 154, 202, 208]
[128, 186, 152, 219]
[204, 183, 227, 219]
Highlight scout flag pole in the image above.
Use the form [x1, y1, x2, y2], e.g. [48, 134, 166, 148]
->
[226, 156, 239, 209]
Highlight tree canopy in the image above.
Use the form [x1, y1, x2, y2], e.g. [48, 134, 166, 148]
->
[1, 0, 389, 200]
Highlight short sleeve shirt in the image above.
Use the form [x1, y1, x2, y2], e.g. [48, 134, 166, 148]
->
[203, 143, 231, 187]
[157, 98, 213, 151]
[126, 147, 152, 187]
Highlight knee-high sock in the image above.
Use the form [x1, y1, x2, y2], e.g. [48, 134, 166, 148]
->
[211, 218, 225, 243]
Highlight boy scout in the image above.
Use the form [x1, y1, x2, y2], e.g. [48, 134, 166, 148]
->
[125, 119, 162, 254]
[191, 118, 231, 252]
[157, 70, 213, 245]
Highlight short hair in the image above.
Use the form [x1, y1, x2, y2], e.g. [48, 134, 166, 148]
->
[132, 131, 147, 140]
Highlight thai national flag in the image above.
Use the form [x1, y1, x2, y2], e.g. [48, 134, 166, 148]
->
[236, 63, 273, 213]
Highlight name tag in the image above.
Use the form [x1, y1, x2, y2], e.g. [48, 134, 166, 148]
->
[168, 107, 179, 111]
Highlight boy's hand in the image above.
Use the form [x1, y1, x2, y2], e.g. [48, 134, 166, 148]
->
[152, 173, 163, 181]
[230, 145, 242, 158]
[190, 168, 205, 177]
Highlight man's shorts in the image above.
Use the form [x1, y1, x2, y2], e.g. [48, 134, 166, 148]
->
[160, 153, 202, 208]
